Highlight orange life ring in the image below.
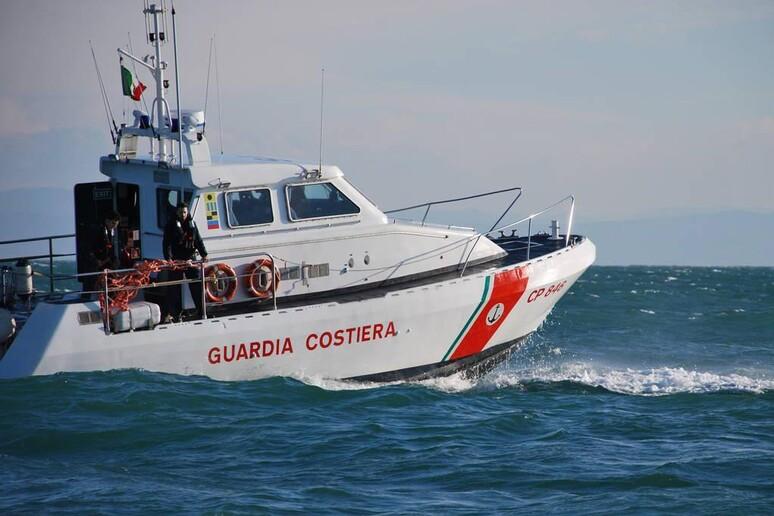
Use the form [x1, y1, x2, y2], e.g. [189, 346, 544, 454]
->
[204, 263, 237, 303]
[244, 258, 281, 299]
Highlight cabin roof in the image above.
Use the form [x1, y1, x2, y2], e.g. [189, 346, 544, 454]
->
[101, 153, 344, 190]
[191, 157, 343, 189]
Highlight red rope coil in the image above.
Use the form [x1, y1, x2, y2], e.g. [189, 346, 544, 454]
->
[97, 259, 197, 315]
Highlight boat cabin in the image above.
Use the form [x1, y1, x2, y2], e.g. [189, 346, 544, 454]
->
[74, 122, 505, 313]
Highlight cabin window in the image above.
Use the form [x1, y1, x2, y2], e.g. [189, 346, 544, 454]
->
[225, 188, 273, 227]
[156, 188, 193, 229]
[286, 182, 360, 221]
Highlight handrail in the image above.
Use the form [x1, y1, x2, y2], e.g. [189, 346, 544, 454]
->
[483, 195, 575, 239]
[0, 233, 76, 294]
[459, 194, 576, 277]
[85, 254, 282, 330]
[0, 234, 75, 246]
[1, 253, 76, 263]
[385, 186, 522, 226]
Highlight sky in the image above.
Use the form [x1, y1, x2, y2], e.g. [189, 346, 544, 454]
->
[0, 1, 773, 262]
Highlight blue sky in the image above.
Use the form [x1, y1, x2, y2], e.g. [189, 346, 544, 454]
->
[0, 1, 772, 244]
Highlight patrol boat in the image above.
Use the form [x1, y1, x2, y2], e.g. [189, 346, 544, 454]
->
[0, 4, 595, 381]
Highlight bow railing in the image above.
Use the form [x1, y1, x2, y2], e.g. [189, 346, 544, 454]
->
[385, 186, 523, 231]
[459, 194, 576, 277]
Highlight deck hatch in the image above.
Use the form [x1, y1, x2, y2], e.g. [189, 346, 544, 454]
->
[77, 310, 103, 325]
[281, 266, 301, 280]
[306, 263, 330, 279]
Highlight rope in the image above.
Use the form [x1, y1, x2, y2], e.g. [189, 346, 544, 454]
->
[98, 259, 197, 315]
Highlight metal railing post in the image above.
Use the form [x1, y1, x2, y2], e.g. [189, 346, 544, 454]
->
[565, 196, 575, 247]
[200, 261, 207, 319]
[459, 235, 482, 278]
[103, 269, 111, 335]
[272, 256, 278, 312]
[421, 204, 431, 226]
[526, 218, 532, 260]
[48, 237, 54, 294]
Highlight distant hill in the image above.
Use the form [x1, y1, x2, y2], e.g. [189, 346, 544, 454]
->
[574, 212, 774, 266]
[397, 206, 773, 266]
[0, 188, 770, 266]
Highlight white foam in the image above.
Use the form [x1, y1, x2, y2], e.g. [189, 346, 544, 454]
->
[292, 373, 399, 391]
[517, 363, 774, 396]
[414, 373, 478, 393]
[291, 363, 773, 396]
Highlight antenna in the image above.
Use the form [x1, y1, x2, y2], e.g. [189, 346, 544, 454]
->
[214, 37, 224, 155]
[90, 40, 117, 144]
[318, 67, 325, 173]
[171, 2, 183, 167]
[143, 0, 151, 44]
[161, 0, 169, 44]
[203, 36, 214, 136]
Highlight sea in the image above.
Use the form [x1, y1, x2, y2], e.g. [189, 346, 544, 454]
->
[1, 265, 772, 513]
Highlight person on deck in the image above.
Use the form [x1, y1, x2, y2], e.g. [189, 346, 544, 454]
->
[83, 210, 121, 297]
[162, 202, 208, 321]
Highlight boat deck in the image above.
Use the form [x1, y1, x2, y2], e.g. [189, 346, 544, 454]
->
[204, 233, 584, 317]
[3, 234, 584, 335]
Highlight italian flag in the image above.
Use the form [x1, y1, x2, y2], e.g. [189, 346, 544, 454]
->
[121, 65, 146, 101]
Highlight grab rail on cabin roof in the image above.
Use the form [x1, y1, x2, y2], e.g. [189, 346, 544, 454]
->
[384, 186, 523, 228]
[459, 194, 576, 277]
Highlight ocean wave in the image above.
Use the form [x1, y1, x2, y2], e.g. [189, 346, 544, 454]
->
[498, 364, 774, 396]
[290, 373, 394, 391]
[291, 364, 773, 396]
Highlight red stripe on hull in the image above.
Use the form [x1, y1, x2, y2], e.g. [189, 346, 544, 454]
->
[449, 267, 529, 360]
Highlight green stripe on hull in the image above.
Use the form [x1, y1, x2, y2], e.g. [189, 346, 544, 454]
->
[441, 275, 491, 362]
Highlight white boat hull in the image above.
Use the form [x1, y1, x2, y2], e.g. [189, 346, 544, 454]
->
[0, 239, 595, 381]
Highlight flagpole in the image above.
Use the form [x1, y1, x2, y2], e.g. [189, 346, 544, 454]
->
[171, 2, 183, 168]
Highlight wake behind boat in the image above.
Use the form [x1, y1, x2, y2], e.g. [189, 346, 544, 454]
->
[0, 3, 595, 381]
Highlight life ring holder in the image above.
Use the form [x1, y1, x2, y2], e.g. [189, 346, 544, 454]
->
[204, 263, 237, 303]
[244, 258, 281, 299]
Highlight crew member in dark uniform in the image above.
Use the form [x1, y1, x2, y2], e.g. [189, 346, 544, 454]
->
[162, 201, 208, 321]
[83, 210, 121, 296]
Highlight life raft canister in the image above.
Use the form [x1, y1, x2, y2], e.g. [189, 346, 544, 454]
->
[204, 263, 237, 303]
[244, 258, 281, 299]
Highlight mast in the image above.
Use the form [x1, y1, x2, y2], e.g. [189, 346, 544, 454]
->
[117, 2, 170, 162]
[150, 3, 167, 161]
[112, 2, 211, 166]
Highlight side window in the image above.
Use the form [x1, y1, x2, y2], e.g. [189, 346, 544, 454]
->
[287, 182, 360, 221]
[226, 188, 273, 227]
[156, 188, 193, 229]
